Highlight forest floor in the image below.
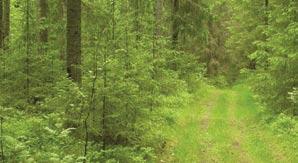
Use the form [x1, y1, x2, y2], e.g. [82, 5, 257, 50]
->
[161, 85, 297, 163]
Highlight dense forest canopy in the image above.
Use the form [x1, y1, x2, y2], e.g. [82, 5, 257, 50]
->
[0, 0, 297, 162]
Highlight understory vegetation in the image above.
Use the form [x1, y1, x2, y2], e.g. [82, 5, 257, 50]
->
[0, 0, 297, 162]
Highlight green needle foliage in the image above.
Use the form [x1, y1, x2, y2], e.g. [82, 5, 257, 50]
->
[0, 0, 297, 162]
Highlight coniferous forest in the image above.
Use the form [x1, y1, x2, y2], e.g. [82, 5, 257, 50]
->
[0, 0, 297, 162]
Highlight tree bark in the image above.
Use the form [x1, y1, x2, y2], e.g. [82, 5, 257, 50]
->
[25, 0, 31, 101]
[58, 0, 66, 61]
[265, 0, 269, 25]
[172, 0, 179, 48]
[0, 117, 4, 162]
[1, 0, 9, 80]
[155, 0, 163, 37]
[154, 0, 163, 53]
[3, 0, 9, 47]
[134, 0, 140, 47]
[39, 0, 48, 44]
[66, 0, 81, 84]
[0, 0, 3, 48]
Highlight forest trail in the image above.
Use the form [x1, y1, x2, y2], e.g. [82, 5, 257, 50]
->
[163, 85, 297, 163]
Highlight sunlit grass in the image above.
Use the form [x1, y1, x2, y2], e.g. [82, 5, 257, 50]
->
[163, 85, 297, 163]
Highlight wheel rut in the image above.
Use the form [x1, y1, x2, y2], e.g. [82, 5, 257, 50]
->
[227, 91, 253, 163]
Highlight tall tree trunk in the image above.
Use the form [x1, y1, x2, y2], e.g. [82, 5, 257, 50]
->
[102, 0, 116, 151]
[265, 0, 269, 25]
[151, 0, 163, 111]
[39, 0, 48, 45]
[172, 0, 179, 48]
[0, 117, 4, 162]
[0, 0, 3, 81]
[153, 0, 163, 57]
[1, 0, 9, 81]
[263, 0, 269, 69]
[66, 0, 81, 84]
[0, 0, 3, 48]
[134, 0, 140, 47]
[3, 0, 9, 48]
[102, 40, 107, 150]
[58, 0, 66, 61]
[155, 0, 163, 38]
[25, 0, 31, 101]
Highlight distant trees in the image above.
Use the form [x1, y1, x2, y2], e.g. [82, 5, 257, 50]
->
[227, 0, 298, 115]
[1, 0, 296, 161]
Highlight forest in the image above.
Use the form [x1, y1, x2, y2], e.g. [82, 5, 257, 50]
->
[0, 0, 297, 162]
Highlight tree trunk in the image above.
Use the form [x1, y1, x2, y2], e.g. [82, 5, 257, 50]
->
[172, 0, 179, 48]
[1, 0, 10, 80]
[263, 0, 269, 69]
[134, 0, 140, 47]
[0, 0, 3, 48]
[58, 0, 66, 61]
[3, 0, 9, 47]
[39, 0, 48, 44]
[152, 0, 163, 80]
[154, 0, 163, 54]
[155, 0, 163, 37]
[265, 0, 269, 25]
[0, 117, 4, 162]
[25, 0, 31, 101]
[66, 0, 81, 84]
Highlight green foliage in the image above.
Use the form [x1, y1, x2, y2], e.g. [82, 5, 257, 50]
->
[87, 146, 155, 163]
[0, 106, 84, 162]
[0, 0, 297, 161]
[209, 75, 229, 88]
[0, 0, 209, 161]
[270, 113, 298, 136]
[227, 0, 298, 115]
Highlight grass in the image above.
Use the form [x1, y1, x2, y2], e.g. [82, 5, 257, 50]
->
[162, 84, 298, 163]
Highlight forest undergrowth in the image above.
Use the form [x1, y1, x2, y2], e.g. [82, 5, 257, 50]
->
[0, 0, 297, 162]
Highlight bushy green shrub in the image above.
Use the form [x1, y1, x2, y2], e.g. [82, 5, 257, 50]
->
[209, 75, 229, 88]
[270, 113, 298, 137]
[87, 146, 155, 163]
[0, 106, 85, 162]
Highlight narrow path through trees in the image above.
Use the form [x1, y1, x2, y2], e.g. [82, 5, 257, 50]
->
[162, 85, 297, 163]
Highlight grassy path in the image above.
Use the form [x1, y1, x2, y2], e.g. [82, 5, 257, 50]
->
[162, 85, 297, 163]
